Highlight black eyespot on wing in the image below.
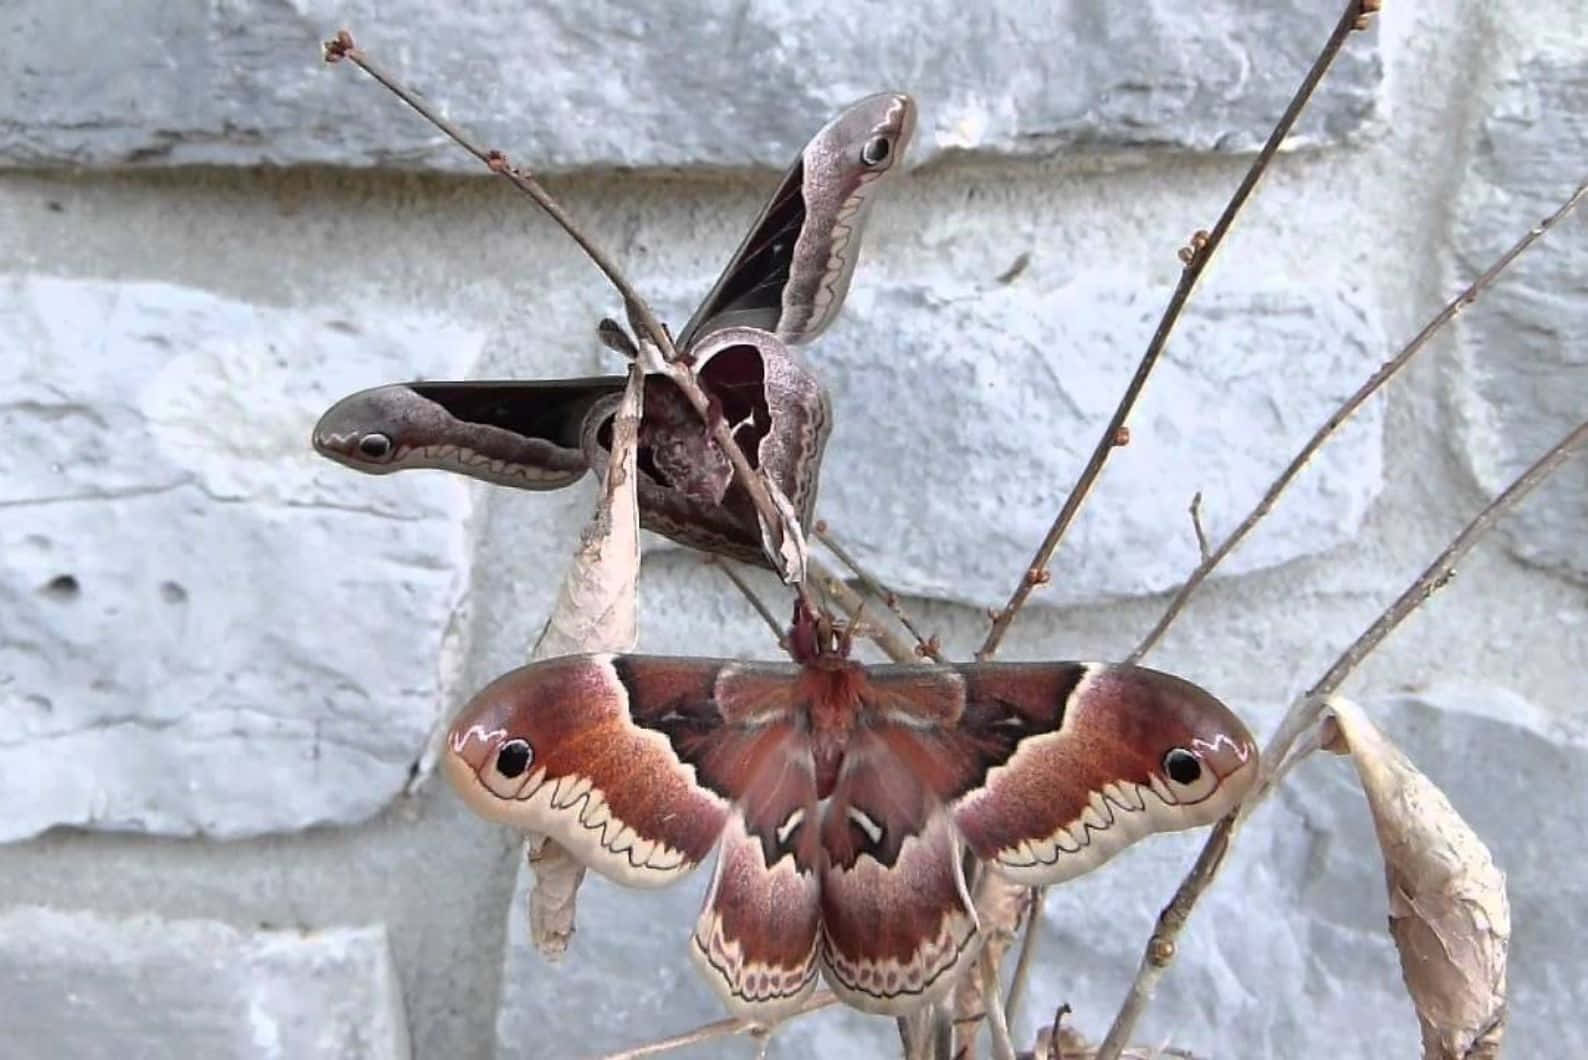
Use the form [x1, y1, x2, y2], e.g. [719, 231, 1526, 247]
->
[1163, 748, 1201, 785]
[358, 433, 392, 459]
[860, 135, 891, 167]
[496, 739, 533, 778]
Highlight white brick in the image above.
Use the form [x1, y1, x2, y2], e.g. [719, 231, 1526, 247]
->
[0, 277, 478, 840]
[805, 263, 1386, 607]
[1448, 44, 1588, 584]
[0, 1, 1381, 172]
[0, 908, 410, 1059]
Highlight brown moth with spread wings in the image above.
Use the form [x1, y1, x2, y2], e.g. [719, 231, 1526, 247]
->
[311, 93, 916, 567]
[444, 646, 1257, 1020]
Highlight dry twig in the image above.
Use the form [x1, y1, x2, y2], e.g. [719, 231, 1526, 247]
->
[1093, 814, 1237, 1060]
[1255, 415, 1588, 804]
[1186, 493, 1211, 565]
[1129, 176, 1588, 663]
[324, 30, 821, 611]
[815, 524, 945, 660]
[594, 991, 839, 1060]
[810, 556, 922, 664]
[707, 556, 791, 654]
[982, 948, 1019, 1060]
[1001, 0, 1383, 1024]
[977, 0, 1380, 661]
[1093, 416, 1588, 1059]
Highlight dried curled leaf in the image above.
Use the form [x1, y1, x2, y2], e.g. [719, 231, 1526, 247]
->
[525, 364, 644, 956]
[531, 364, 643, 659]
[524, 834, 587, 962]
[1322, 696, 1510, 1060]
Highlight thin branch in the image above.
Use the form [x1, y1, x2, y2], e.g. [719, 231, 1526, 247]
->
[1001, 1, 1384, 1029]
[977, 0, 1376, 661]
[931, 1005, 954, 1060]
[898, 1011, 930, 1060]
[815, 524, 945, 661]
[594, 991, 838, 1060]
[954, 867, 1032, 1058]
[1257, 415, 1588, 800]
[1094, 414, 1588, 1060]
[1003, 887, 1042, 1030]
[324, 30, 820, 612]
[322, 32, 672, 354]
[1094, 814, 1237, 1060]
[810, 557, 920, 664]
[1129, 175, 1588, 663]
[982, 950, 1018, 1060]
[708, 556, 791, 654]
[1187, 493, 1211, 564]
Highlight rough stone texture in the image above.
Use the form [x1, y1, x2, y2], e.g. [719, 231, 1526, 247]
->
[0, 276, 477, 841]
[0, 0, 1381, 173]
[809, 263, 1386, 607]
[1449, 42, 1588, 584]
[2, 1, 1587, 1057]
[489, 688, 1588, 1059]
[0, 907, 410, 1059]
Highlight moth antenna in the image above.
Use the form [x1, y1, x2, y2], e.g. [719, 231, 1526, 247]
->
[836, 601, 868, 659]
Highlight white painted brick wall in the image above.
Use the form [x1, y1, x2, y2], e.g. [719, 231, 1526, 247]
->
[1, 2, 1584, 1057]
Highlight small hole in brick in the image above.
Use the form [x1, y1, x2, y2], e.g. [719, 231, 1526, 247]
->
[160, 581, 188, 605]
[42, 574, 80, 600]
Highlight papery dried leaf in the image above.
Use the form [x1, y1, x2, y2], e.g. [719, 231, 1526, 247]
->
[525, 364, 644, 956]
[524, 833, 588, 960]
[1323, 696, 1510, 1060]
[975, 872, 1033, 958]
[531, 363, 643, 659]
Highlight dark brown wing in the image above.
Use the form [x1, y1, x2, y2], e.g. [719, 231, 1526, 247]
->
[676, 161, 807, 350]
[677, 93, 915, 350]
[409, 380, 622, 449]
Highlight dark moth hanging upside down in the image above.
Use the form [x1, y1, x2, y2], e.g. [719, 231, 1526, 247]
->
[444, 651, 1257, 1021]
[311, 92, 915, 567]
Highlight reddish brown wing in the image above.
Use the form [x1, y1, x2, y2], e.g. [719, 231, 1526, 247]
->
[816, 731, 979, 1014]
[862, 663, 1259, 886]
[691, 727, 822, 1023]
[444, 654, 803, 887]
